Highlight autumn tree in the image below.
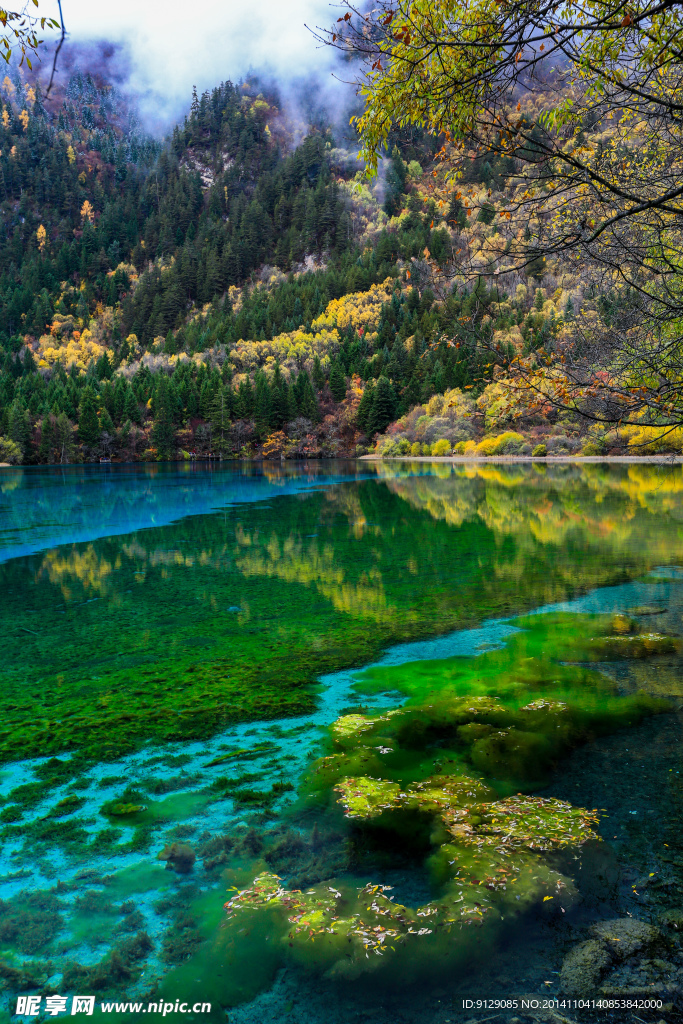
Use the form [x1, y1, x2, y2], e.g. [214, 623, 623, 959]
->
[324, 0, 683, 428]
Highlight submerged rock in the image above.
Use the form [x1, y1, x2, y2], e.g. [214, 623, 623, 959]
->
[158, 842, 196, 873]
[590, 917, 660, 957]
[560, 939, 613, 996]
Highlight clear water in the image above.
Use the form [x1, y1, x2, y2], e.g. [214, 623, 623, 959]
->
[1, 461, 682, 1023]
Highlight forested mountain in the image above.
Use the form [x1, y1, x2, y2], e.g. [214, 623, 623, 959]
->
[0, 63, 658, 463]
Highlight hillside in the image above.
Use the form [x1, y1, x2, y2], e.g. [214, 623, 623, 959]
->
[0, 65, 676, 464]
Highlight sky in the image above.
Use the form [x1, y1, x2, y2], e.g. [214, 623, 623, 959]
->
[41, 0, 346, 128]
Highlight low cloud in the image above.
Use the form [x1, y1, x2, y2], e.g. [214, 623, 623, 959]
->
[39, 0, 354, 133]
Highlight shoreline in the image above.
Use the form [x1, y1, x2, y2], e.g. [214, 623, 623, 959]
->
[360, 454, 683, 463]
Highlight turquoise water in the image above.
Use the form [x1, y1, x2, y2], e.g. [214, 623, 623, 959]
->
[1, 461, 683, 1022]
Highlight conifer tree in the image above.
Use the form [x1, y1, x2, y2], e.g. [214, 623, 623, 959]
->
[152, 375, 176, 460]
[295, 370, 319, 422]
[124, 387, 142, 425]
[8, 399, 32, 461]
[329, 362, 347, 402]
[39, 414, 54, 463]
[78, 387, 101, 448]
[368, 376, 396, 435]
[55, 413, 75, 464]
[356, 381, 375, 434]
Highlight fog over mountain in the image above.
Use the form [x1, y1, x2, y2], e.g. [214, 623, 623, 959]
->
[40, 0, 346, 130]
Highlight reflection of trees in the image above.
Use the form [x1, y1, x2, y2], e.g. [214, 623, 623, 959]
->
[38, 545, 115, 601]
[8, 464, 683, 762]
[384, 465, 683, 572]
[235, 528, 396, 624]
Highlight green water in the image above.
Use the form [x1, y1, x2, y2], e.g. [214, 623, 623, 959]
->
[2, 461, 683, 1022]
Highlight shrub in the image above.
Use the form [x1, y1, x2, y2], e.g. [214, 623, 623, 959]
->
[355, 444, 369, 457]
[623, 425, 683, 454]
[0, 437, 22, 464]
[422, 443, 431, 456]
[532, 444, 547, 457]
[410, 441, 422, 456]
[397, 438, 411, 455]
[581, 442, 603, 456]
[431, 438, 451, 456]
[453, 441, 467, 454]
[475, 431, 526, 456]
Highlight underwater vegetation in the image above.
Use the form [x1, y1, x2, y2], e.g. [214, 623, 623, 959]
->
[207, 611, 672, 997]
[5, 465, 683, 773]
[4, 465, 683, 1016]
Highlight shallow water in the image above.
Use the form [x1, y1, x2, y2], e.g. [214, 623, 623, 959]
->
[2, 461, 683, 1023]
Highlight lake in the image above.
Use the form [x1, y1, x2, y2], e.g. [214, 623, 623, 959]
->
[2, 461, 682, 1023]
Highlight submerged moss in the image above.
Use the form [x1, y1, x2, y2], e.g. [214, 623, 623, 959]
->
[215, 610, 672, 991]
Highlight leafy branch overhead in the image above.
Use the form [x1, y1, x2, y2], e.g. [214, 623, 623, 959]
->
[0, 0, 60, 69]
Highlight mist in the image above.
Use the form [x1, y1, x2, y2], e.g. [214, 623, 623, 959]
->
[40, 0, 353, 133]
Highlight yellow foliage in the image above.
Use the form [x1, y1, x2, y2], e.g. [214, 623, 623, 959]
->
[229, 328, 340, 376]
[1, 107, 8, 129]
[621, 424, 683, 454]
[36, 224, 46, 253]
[81, 200, 95, 224]
[18, 109, 28, 131]
[67, 144, 76, 165]
[37, 328, 112, 371]
[431, 438, 452, 456]
[312, 279, 395, 333]
[1, 77, 14, 100]
[475, 431, 526, 456]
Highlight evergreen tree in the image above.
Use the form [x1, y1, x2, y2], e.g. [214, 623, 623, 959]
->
[100, 406, 115, 435]
[368, 376, 396, 435]
[253, 371, 272, 438]
[39, 414, 54, 463]
[124, 387, 141, 425]
[55, 413, 75, 464]
[312, 354, 325, 390]
[210, 385, 231, 454]
[152, 375, 176, 459]
[356, 381, 375, 434]
[8, 399, 32, 461]
[328, 362, 347, 402]
[295, 370, 319, 421]
[78, 387, 101, 448]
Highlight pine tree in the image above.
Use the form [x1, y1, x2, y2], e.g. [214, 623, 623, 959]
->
[295, 370, 319, 421]
[368, 376, 396, 435]
[152, 375, 176, 460]
[55, 413, 75, 464]
[100, 406, 115, 435]
[124, 387, 141, 425]
[356, 381, 375, 434]
[329, 362, 347, 402]
[8, 399, 32, 461]
[210, 385, 231, 455]
[39, 414, 54, 463]
[253, 371, 272, 438]
[78, 387, 101, 449]
[312, 354, 325, 390]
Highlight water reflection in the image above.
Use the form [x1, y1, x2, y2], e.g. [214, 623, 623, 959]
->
[1, 463, 683, 1020]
